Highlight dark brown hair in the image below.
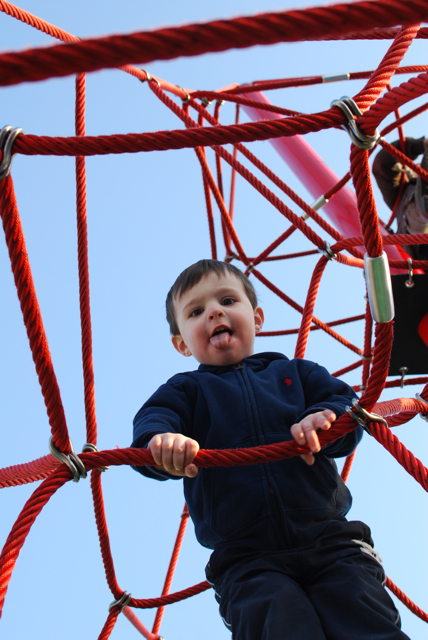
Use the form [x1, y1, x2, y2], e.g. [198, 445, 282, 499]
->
[166, 259, 258, 335]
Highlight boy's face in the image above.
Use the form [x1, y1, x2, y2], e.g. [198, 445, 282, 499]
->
[171, 272, 264, 366]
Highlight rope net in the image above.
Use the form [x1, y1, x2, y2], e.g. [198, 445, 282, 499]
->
[0, 0, 427, 638]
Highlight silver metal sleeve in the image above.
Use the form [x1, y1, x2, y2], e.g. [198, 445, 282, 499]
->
[364, 252, 395, 323]
[322, 73, 350, 83]
[311, 195, 329, 211]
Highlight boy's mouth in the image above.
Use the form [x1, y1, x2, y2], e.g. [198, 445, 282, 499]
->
[210, 326, 233, 349]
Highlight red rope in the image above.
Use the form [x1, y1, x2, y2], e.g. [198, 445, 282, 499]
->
[386, 578, 428, 623]
[75, 73, 98, 446]
[0, 1, 428, 87]
[0, 176, 70, 452]
[151, 504, 190, 635]
[1, 0, 428, 633]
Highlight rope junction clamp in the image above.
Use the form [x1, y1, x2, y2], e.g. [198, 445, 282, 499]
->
[48, 437, 87, 482]
[0, 125, 24, 180]
[82, 442, 109, 472]
[318, 241, 336, 261]
[201, 97, 212, 107]
[364, 252, 395, 323]
[108, 591, 132, 613]
[322, 73, 350, 83]
[346, 398, 388, 436]
[330, 96, 380, 150]
[246, 261, 255, 273]
[415, 393, 428, 423]
[405, 258, 414, 289]
[224, 252, 238, 262]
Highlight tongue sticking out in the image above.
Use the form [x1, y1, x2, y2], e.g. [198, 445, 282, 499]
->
[210, 331, 232, 349]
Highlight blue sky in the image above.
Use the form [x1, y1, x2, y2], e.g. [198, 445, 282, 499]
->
[0, 1, 427, 638]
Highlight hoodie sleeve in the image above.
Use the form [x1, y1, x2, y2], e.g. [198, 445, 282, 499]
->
[131, 376, 195, 480]
[297, 362, 363, 458]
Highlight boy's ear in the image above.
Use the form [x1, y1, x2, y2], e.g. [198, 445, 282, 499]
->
[254, 306, 264, 334]
[171, 334, 192, 357]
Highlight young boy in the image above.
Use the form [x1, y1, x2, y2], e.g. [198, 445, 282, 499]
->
[132, 259, 408, 639]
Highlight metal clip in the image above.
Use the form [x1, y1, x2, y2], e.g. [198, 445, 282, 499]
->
[246, 261, 255, 273]
[345, 398, 388, 436]
[311, 195, 329, 212]
[364, 252, 394, 323]
[82, 442, 109, 472]
[109, 591, 132, 613]
[176, 86, 191, 104]
[0, 126, 24, 180]
[139, 70, 151, 83]
[415, 393, 428, 423]
[330, 96, 380, 150]
[201, 97, 212, 107]
[140, 71, 160, 87]
[49, 437, 87, 482]
[322, 72, 351, 83]
[405, 258, 414, 288]
[399, 366, 408, 389]
[224, 252, 238, 262]
[318, 241, 336, 261]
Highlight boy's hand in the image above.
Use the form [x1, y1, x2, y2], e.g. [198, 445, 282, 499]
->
[290, 410, 336, 466]
[148, 433, 199, 478]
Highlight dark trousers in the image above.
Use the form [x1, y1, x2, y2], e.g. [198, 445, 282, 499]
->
[206, 521, 410, 640]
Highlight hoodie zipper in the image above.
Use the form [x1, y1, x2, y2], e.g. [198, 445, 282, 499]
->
[235, 362, 284, 537]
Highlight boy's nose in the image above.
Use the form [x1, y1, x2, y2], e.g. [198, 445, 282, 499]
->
[209, 307, 225, 319]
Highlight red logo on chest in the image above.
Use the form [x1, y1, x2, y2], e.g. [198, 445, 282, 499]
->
[284, 378, 292, 386]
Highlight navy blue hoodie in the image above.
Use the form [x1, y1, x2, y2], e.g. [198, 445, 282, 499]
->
[132, 352, 362, 550]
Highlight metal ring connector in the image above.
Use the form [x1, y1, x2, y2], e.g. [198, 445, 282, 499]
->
[49, 437, 87, 482]
[246, 262, 255, 273]
[345, 398, 388, 436]
[82, 442, 109, 472]
[318, 241, 337, 261]
[109, 591, 132, 613]
[176, 86, 191, 104]
[140, 71, 160, 88]
[201, 97, 212, 107]
[139, 70, 151, 83]
[0, 126, 24, 180]
[405, 258, 414, 288]
[224, 253, 238, 262]
[399, 366, 408, 389]
[331, 96, 380, 150]
[415, 393, 428, 423]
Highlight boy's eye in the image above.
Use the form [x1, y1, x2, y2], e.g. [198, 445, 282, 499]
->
[190, 308, 203, 317]
[222, 297, 235, 306]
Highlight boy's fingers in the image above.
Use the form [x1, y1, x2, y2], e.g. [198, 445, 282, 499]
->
[172, 439, 186, 472]
[300, 452, 315, 465]
[184, 463, 199, 478]
[290, 423, 306, 445]
[320, 410, 336, 425]
[184, 439, 199, 468]
[161, 435, 176, 472]
[304, 427, 321, 453]
[149, 436, 163, 466]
